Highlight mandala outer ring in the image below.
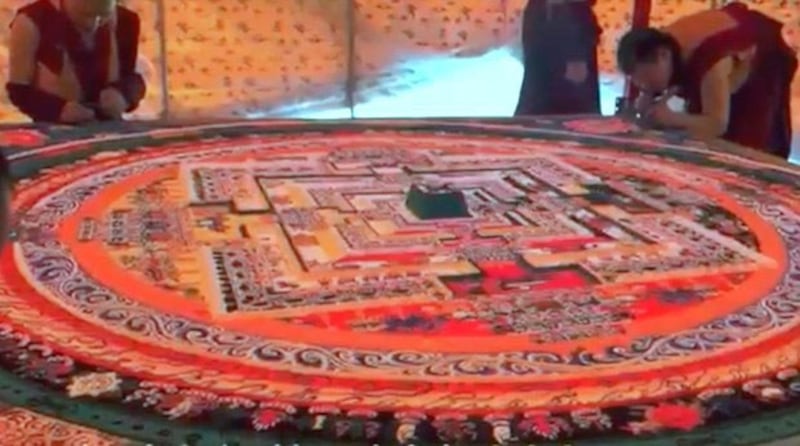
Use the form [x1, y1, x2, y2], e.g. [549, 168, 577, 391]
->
[4, 131, 798, 399]
[1, 363, 799, 446]
[3, 120, 800, 445]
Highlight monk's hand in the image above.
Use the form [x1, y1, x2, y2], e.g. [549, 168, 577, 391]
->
[564, 61, 588, 84]
[644, 95, 679, 128]
[99, 88, 128, 120]
[634, 93, 655, 114]
[60, 101, 96, 124]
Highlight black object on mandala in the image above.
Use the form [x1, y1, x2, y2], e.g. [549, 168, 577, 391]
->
[405, 184, 470, 220]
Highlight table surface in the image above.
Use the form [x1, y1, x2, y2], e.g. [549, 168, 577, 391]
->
[0, 115, 798, 446]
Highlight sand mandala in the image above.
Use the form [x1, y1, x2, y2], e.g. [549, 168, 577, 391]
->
[2, 118, 800, 445]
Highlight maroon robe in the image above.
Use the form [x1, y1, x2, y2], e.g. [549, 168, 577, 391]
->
[515, 0, 601, 116]
[670, 2, 797, 158]
[5, 0, 146, 123]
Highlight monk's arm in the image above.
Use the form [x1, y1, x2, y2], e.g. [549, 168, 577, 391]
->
[663, 59, 731, 137]
[109, 9, 146, 112]
[5, 15, 68, 122]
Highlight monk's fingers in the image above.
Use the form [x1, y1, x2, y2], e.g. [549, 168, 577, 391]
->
[644, 103, 669, 121]
[634, 95, 654, 112]
[651, 96, 672, 108]
[665, 86, 681, 98]
[653, 88, 679, 106]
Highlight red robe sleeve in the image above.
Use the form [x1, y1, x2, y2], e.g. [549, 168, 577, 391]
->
[6, 83, 67, 122]
[109, 7, 146, 112]
[5, 5, 68, 123]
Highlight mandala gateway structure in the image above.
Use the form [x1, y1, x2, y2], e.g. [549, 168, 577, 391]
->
[2, 119, 800, 445]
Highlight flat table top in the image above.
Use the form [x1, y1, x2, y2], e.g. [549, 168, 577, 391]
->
[0, 115, 798, 446]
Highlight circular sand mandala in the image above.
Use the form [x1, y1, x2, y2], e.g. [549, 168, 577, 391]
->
[3, 119, 800, 445]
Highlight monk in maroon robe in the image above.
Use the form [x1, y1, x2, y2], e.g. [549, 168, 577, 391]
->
[515, 0, 601, 116]
[617, 2, 797, 158]
[6, 0, 146, 124]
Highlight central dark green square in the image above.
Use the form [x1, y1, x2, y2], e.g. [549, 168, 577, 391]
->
[405, 184, 470, 220]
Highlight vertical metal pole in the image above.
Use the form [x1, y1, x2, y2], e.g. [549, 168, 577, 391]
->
[500, 0, 508, 46]
[156, 0, 170, 121]
[345, 0, 356, 119]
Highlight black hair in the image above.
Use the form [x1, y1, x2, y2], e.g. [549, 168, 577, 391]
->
[617, 27, 682, 76]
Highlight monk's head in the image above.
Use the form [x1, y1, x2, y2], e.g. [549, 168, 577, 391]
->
[617, 28, 681, 95]
[63, 0, 116, 32]
[0, 153, 11, 251]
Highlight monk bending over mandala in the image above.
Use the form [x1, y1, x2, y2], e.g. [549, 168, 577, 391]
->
[5, 0, 146, 124]
[617, 2, 797, 159]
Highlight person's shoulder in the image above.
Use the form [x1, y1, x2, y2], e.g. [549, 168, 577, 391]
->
[10, 0, 52, 38]
[15, 0, 54, 24]
[115, 5, 141, 28]
[116, 5, 141, 20]
[16, 0, 49, 14]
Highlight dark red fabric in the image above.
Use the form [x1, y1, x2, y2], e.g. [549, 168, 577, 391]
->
[5, 0, 145, 122]
[515, 0, 602, 116]
[5, 83, 66, 122]
[681, 3, 797, 157]
[112, 7, 146, 113]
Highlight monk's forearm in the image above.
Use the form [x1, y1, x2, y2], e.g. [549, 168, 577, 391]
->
[109, 73, 146, 113]
[664, 111, 727, 138]
[5, 82, 66, 123]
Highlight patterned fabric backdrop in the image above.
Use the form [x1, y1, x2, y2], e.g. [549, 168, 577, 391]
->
[0, 0, 797, 122]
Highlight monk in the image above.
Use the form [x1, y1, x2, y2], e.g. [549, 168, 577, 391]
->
[515, 0, 602, 116]
[5, 0, 146, 124]
[617, 2, 797, 158]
